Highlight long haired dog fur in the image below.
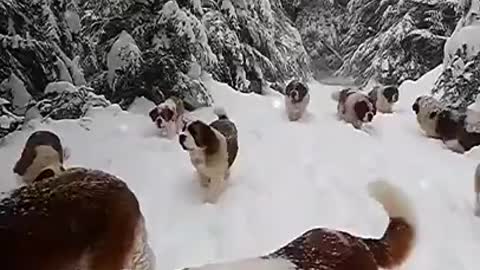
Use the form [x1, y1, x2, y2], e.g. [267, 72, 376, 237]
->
[13, 130, 66, 184]
[0, 168, 155, 270]
[179, 107, 239, 204]
[331, 88, 376, 129]
[411, 95, 445, 138]
[368, 85, 399, 113]
[284, 80, 310, 121]
[149, 96, 185, 138]
[182, 180, 416, 270]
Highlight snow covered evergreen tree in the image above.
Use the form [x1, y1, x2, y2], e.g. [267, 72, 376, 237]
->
[431, 0, 480, 109]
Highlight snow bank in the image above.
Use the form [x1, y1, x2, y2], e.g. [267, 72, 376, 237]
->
[1, 67, 480, 270]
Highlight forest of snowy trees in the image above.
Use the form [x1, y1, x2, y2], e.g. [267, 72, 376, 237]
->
[1, 0, 480, 138]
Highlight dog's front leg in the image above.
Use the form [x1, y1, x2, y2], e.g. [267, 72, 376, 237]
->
[199, 172, 210, 187]
[204, 177, 225, 204]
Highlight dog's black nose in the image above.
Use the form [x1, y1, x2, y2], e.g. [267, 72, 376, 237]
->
[367, 112, 373, 122]
[412, 103, 419, 114]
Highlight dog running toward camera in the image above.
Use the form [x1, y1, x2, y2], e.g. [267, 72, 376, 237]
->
[182, 180, 416, 270]
[149, 96, 185, 139]
[285, 80, 310, 121]
[0, 167, 156, 270]
[368, 85, 399, 113]
[331, 88, 377, 129]
[179, 107, 239, 204]
[13, 130, 67, 184]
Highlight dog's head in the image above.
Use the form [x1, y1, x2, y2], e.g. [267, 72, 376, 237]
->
[354, 98, 376, 123]
[382, 86, 399, 104]
[156, 107, 175, 128]
[286, 80, 309, 103]
[412, 95, 441, 116]
[13, 130, 65, 184]
[179, 120, 218, 153]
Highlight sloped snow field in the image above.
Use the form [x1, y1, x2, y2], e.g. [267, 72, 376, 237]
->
[1, 66, 480, 270]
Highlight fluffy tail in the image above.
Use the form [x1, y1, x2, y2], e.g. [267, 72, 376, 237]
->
[214, 106, 229, 120]
[330, 90, 341, 101]
[363, 179, 416, 269]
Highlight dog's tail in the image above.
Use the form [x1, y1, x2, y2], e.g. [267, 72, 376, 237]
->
[363, 179, 416, 269]
[214, 106, 229, 120]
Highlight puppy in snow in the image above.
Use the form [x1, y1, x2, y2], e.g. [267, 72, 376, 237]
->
[182, 180, 416, 270]
[0, 167, 156, 270]
[13, 130, 67, 184]
[149, 96, 185, 139]
[331, 88, 376, 129]
[284, 80, 310, 121]
[368, 85, 399, 113]
[179, 107, 239, 204]
[411, 95, 445, 138]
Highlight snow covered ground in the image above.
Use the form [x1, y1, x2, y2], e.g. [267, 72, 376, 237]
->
[1, 67, 480, 270]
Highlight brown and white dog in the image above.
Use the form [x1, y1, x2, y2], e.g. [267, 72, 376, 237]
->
[331, 88, 377, 129]
[13, 130, 67, 184]
[368, 85, 399, 113]
[182, 180, 416, 270]
[0, 167, 156, 270]
[149, 96, 185, 139]
[179, 107, 239, 204]
[284, 80, 310, 121]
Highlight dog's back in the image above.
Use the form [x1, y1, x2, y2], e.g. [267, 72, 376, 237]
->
[0, 168, 145, 270]
[210, 107, 239, 167]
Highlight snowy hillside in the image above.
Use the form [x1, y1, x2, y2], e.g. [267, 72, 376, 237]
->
[1, 67, 480, 269]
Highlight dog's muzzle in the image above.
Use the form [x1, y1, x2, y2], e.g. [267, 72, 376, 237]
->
[412, 103, 419, 114]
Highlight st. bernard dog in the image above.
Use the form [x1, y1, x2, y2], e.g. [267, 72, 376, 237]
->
[181, 180, 416, 270]
[331, 88, 376, 129]
[411, 95, 445, 138]
[368, 85, 399, 113]
[149, 96, 185, 138]
[436, 108, 480, 154]
[0, 168, 156, 270]
[284, 80, 310, 121]
[13, 130, 67, 184]
[179, 107, 239, 204]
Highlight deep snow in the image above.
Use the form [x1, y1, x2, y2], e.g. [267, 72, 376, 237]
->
[1, 67, 480, 270]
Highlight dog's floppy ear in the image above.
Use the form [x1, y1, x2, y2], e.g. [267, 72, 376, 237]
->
[412, 103, 419, 114]
[429, 111, 437, 119]
[33, 168, 56, 182]
[149, 107, 159, 122]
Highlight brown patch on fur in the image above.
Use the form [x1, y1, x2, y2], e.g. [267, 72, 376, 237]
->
[210, 118, 239, 168]
[149, 108, 160, 122]
[354, 100, 374, 122]
[159, 108, 175, 122]
[13, 131, 64, 176]
[0, 168, 142, 270]
[188, 121, 220, 155]
[363, 217, 415, 269]
[267, 217, 414, 270]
